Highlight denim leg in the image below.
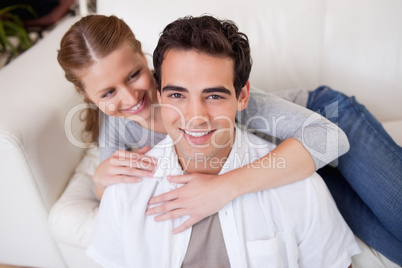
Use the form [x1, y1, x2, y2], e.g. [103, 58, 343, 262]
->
[318, 166, 402, 265]
[307, 86, 402, 262]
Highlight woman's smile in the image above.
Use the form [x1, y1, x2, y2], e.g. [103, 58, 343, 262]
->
[121, 94, 146, 114]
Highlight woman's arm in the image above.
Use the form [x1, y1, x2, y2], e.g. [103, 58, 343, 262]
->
[237, 85, 349, 169]
[223, 137, 315, 196]
[147, 137, 315, 233]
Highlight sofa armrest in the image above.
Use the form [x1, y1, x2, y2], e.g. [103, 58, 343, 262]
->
[0, 16, 85, 267]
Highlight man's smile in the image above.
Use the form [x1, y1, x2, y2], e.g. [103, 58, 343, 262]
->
[180, 128, 217, 145]
[181, 129, 215, 137]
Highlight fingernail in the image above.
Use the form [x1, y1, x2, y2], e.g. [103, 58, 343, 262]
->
[136, 178, 142, 182]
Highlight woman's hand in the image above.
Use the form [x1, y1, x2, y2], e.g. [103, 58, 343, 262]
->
[93, 146, 157, 199]
[146, 173, 237, 234]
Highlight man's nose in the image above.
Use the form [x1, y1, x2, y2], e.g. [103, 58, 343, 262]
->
[185, 99, 210, 128]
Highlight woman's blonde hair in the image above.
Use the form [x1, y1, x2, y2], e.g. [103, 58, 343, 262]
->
[57, 15, 143, 143]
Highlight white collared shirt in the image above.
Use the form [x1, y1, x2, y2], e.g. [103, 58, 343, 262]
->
[87, 128, 360, 268]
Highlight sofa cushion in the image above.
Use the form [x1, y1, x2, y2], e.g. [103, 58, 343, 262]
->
[383, 120, 402, 147]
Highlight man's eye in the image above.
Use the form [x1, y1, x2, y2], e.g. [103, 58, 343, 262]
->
[208, 95, 222, 99]
[102, 89, 115, 98]
[170, 93, 183, 98]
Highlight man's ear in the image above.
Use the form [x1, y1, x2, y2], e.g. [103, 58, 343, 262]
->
[237, 81, 250, 111]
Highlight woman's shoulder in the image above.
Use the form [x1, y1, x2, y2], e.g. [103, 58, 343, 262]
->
[249, 85, 309, 107]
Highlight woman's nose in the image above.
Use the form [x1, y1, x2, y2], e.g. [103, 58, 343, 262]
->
[121, 86, 140, 104]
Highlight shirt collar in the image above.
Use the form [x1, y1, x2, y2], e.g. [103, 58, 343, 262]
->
[150, 136, 184, 182]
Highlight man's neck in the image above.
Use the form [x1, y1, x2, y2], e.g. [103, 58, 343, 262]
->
[177, 145, 233, 175]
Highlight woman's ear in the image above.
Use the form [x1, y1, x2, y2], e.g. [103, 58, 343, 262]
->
[237, 81, 250, 111]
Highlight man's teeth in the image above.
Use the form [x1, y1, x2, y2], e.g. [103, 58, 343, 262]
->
[130, 98, 143, 111]
[183, 130, 212, 137]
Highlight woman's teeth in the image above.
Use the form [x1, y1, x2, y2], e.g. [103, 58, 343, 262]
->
[183, 130, 212, 137]
[130, 98, 144, 111]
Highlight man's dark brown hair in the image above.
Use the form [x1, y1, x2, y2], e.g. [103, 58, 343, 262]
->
[153, 15, 252, 98]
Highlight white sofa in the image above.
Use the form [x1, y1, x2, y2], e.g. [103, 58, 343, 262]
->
[0, 0, 401, 267]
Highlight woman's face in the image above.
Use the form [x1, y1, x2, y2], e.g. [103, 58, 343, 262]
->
[80, 43, 157, 124]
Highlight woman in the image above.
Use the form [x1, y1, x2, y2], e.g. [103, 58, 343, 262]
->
[57, 15, 401, 264]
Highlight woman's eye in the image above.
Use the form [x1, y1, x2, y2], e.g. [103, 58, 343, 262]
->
[170, 93, 183, 98]
[102, 89, 115, 98]
[129, 70, 140, 80]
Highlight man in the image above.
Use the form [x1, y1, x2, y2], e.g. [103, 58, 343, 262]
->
[87, 15, 360, 267]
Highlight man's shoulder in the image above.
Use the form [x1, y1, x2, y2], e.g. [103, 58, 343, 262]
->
[102, 181, 137, 202]
[102, 176, 160, 211]
[266, 171, 327, 197]
[260, 172, 334, 215]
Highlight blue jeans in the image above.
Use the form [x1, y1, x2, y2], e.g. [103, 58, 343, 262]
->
[307, 86, 402, 265]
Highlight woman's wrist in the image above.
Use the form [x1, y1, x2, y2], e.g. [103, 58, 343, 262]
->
[94, 182, 106, 200]
[219, 169, 249, 201]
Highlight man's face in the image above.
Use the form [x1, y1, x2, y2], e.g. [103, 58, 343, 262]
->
[158, 49, 249, 166]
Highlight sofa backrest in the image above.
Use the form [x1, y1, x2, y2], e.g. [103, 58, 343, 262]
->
[97, 0, 402, 122]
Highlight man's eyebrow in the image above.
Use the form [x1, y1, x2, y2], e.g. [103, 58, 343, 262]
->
[161, 85, 232, 95]
[161, 85, 188, 93]
[203, 87, 232, 95]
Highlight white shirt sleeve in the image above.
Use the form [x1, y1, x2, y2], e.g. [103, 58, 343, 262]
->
[86, 185, 126, 268]
[297, 174, 361, 267]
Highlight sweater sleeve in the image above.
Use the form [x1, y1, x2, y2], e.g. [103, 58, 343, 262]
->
[98, 113, 131, 163]
[236, 86, 349, 169]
